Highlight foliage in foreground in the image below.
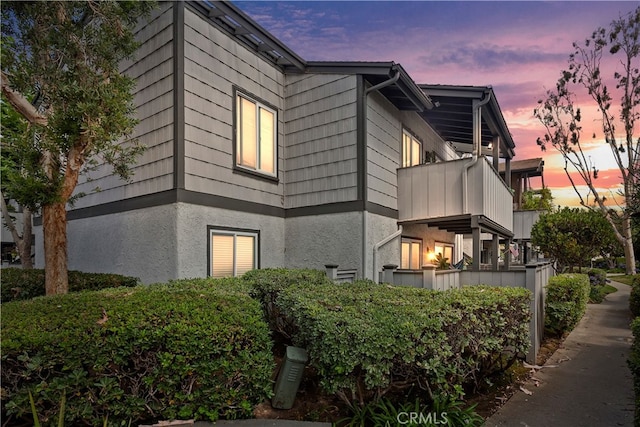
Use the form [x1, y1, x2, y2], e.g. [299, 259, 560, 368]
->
[544, 274, 590, 336]
[1, 268, 139, 303]
[339, 395, 484, 427]
[628, 317, 640, 426]
[1, 279, 274, 425]
[274, 281, 531, 406]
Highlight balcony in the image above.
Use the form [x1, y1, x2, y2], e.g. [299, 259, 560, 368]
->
[397, 157, 513, 233]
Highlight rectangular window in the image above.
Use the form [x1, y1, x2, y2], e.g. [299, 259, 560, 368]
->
[402, 130, 422, 167]
[434, 243, 453, 264]
[209, 228, 258, 278]
[401, 237, 422, 269]
[236, 92, 277, 176]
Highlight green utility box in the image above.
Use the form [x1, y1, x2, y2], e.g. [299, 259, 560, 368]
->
[272, 346, 309, 409]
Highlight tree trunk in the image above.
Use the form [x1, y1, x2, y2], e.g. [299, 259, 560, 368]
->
[19, 207, 33, 269]
[43, 202, 68, 294]
[623, 216, 636, 275]
[0, 195, 34, 269]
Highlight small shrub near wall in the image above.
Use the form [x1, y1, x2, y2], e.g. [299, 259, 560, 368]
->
[275, 281, 531, 406]
[1, 268, 139, 302]
[544, 273, 590, 336]
[1, 278, 274, 426]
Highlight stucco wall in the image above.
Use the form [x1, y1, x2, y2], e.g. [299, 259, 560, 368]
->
[285, 211, 362, 276]
[175, 203, 285, 279]
[35, 204, 179, 284]
[365, 212, 401, 281]
[35, 202, 285, 284]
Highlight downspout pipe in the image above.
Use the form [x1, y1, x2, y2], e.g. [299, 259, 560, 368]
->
[463, 90, 492, 213]
[373, 225, 403, 282]
[361, 67, 400, 280]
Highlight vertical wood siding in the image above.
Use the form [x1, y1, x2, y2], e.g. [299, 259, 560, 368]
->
[73, 3, 175, 209]
[183, 8, 285, 207]
[284, 74, 358, 208]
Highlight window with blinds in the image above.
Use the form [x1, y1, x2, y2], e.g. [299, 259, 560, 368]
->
[236, 92, 276, 176]
[402, 130, 421, 168]
[401, 237, 422, 269]
[210, 229, 257, 278]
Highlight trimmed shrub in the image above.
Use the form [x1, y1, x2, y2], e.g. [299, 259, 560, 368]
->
[1, 268, 139, 302]
[586, 268, 607, 286]
[275, 281, 531, 405]
[241, 268, 331, 337]
[544, 273, 590, 336]
[628, 317, 640, 426]
[630, 277, 640, 317]
[1, 278, 274, 425]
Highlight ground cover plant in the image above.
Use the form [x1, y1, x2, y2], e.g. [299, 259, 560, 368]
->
[273, 280, 531, 408]
[1, 278, 274, 426]
[1, 268, 139, 302]
[544, 273, 590, 336]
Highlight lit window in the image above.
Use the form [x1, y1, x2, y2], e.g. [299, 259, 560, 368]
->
[401, 237, 422, 269]
[236, 92, 276, 176]
[434, 243, 453, 264]
[209, 228, 258, 278]
[402, 130, 421, 167]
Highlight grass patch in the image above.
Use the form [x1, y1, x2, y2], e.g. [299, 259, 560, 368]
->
[609, 274, 639, 286]
[589, 284, 617, 303]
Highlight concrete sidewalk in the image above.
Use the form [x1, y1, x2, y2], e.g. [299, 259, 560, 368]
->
[485, 280, 635, 427]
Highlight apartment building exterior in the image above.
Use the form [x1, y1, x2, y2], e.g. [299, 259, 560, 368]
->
[33, 1, 517, 284]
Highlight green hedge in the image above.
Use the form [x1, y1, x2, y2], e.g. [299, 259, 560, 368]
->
[586, 268, 607, 286]
[241, 268, 331, 337]
[1, 278, 274, 426]
[1, 268, 139, 302]
[275, 281, 531, 405]
[629, 317, 640, 426]
[544, 273, 590, 336]
[630, 277, 640, 318]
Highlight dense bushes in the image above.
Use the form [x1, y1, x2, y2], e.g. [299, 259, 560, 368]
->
[544, 274, 590, 336]
[274, 280, 531, 405]
[241, 268, 332, 337]
[1, 278, 274, 425]
[1, 268, 139, 302]
[630, 277, 640, 317]
[629, 318, 640, 426]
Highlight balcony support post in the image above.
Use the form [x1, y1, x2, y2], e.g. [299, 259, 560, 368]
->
[492, 135, 500, 171]
[472, 224, 481, 272]
[491, 234, 499, 271]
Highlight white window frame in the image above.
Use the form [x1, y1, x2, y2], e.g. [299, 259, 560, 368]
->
[402, 129, 422, 168]
[434, 242, 454, 263]
[235, 91, 277, 178]
[401, 237, 422, 270]
[208, 227, 259, 278]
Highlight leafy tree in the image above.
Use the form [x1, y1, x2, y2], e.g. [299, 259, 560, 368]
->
[531, 207, 621, 272]
[533, 7, 639, 274]
[0, 95, 36, 268]
[1, 1, 154, 294]
[521, 187, 554, 211]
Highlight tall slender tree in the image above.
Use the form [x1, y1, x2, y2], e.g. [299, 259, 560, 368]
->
[534, 7, 640, 274]
[1, 1, 154, 294]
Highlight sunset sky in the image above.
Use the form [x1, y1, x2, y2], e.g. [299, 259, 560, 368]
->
[237, 0, 638, 208]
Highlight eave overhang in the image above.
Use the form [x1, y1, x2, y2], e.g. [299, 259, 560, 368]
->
[304, 61, 434, 112]
[419, 85, 516, 159]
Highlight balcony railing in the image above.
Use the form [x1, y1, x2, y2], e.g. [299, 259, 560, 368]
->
[397, 157, 513, 230]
